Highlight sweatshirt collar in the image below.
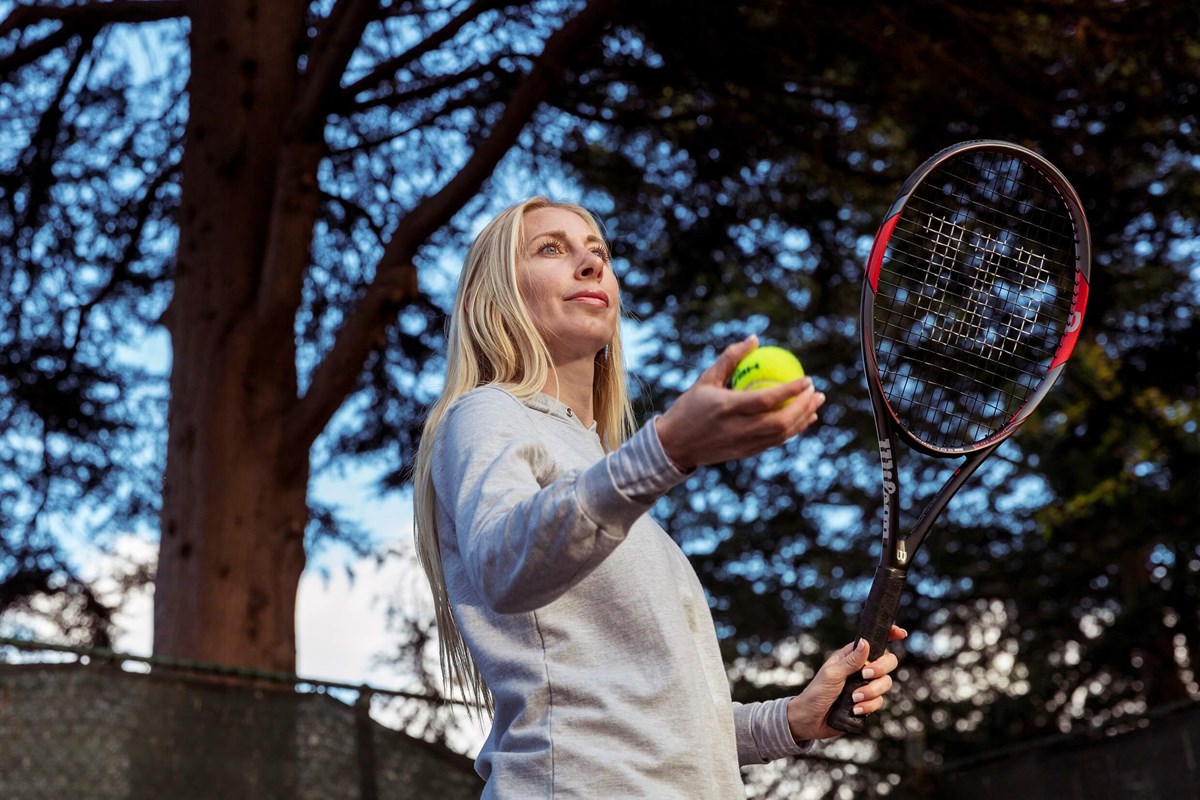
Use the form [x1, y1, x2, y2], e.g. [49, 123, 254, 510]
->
[524, 392, 598, 432]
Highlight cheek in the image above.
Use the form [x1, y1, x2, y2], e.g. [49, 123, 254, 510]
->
[518, 267, 554, 323]
[605, 273, 621, 315]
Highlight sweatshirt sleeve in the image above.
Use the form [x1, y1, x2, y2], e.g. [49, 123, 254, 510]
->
[432, 388, 689, 614]
[732, 699, 814, 765]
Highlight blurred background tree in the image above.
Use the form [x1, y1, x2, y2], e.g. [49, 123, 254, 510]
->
[0, 0, 1196, 796]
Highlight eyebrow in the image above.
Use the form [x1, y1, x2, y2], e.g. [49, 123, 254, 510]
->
[526, 229, 606, 245]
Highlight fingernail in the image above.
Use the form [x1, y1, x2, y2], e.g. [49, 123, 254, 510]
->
[852, 692, 865, 703]
[853, 705, 865, 716]
[862, 667, 876, 679]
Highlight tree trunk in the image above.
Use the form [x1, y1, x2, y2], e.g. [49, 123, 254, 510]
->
[151, 0, 619, 672]
[155, 0, 313, 672]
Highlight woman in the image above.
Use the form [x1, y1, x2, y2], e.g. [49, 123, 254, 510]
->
[413, 197, 904, 798]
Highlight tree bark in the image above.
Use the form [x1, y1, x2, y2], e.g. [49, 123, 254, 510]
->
[155, 0, 314, 671]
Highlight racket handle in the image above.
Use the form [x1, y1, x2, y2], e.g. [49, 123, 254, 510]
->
[826, 565, 907, 735]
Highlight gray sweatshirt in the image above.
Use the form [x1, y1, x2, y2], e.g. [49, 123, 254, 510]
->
[432, 387, 809, 798]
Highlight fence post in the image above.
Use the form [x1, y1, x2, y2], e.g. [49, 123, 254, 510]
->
[355, 685, 379, 800]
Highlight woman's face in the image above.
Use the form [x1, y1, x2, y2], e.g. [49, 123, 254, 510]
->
[517, 206, 620, 366]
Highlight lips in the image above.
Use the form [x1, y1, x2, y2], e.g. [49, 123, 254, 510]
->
[565, 289, 610, 307]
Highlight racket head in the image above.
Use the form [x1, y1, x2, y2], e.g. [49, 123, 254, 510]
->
[862, 140, 1091, 456]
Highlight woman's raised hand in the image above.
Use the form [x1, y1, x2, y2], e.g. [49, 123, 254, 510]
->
[655, 336, 825, 471]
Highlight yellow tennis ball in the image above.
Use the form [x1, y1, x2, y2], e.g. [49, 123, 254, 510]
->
[731, 346, 805, 393]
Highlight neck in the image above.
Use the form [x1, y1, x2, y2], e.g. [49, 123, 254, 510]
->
[542, 355, 596, 427]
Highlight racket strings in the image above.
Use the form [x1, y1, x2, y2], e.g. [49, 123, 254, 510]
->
[873, 153, 1080, 450]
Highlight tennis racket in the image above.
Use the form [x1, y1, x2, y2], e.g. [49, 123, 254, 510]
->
[826, 140, 1092, 734]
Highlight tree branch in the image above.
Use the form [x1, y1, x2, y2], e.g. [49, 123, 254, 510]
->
[0, 0, 185, 35]
[248, 3, 384, 394]
[320, 189, 387, 243]
[66, 159, 180, 371]
[0, 22, 81, 78]
[289, 0, 380, 139]
[14, 28, 94, 245]
[0, 0, 185, 77]
[340, 0, 509, 101]
[286, 0, 624, 457]
[328, 91, 498, 160]
[343, 60, 508, 116]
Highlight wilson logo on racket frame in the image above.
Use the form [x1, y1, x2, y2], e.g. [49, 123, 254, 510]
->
[878, 437, 897, 540]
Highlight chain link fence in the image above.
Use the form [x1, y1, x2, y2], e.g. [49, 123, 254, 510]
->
[8, 637, 1195, 799]
[937, 699, 1200, 800]
[0, 638, 482, 800]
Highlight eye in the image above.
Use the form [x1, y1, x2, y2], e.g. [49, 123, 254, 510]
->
[536, 239, 564, 255]
[592, 246, 612, 263]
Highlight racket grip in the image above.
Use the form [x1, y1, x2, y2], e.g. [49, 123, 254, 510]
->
[825, 565, 907, 735]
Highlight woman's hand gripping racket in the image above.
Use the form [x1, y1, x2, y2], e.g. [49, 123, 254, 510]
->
[826, 140, 1092, 734]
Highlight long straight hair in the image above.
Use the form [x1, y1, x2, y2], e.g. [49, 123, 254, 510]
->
[412, 197, 635, 715]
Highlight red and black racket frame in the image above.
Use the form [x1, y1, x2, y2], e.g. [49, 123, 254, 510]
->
[825, 141, 1092, 735]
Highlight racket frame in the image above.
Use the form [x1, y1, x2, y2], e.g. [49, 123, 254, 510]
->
[826, 140, 1091, 734]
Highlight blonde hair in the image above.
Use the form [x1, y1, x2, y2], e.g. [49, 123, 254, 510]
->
[412, 197, 635, 715]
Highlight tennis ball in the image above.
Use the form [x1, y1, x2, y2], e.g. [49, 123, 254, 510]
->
[731, 346, 805, 393]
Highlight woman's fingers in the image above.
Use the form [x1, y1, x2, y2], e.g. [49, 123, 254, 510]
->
[850, 631, 906, 714]
[732, 381, 826, 443]
[850, 674, 895, 715]
[697, 335, 760, 387]
[731, 375, 816, 414]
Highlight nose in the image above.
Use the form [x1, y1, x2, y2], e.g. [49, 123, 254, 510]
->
[576, 250, 605, 281]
